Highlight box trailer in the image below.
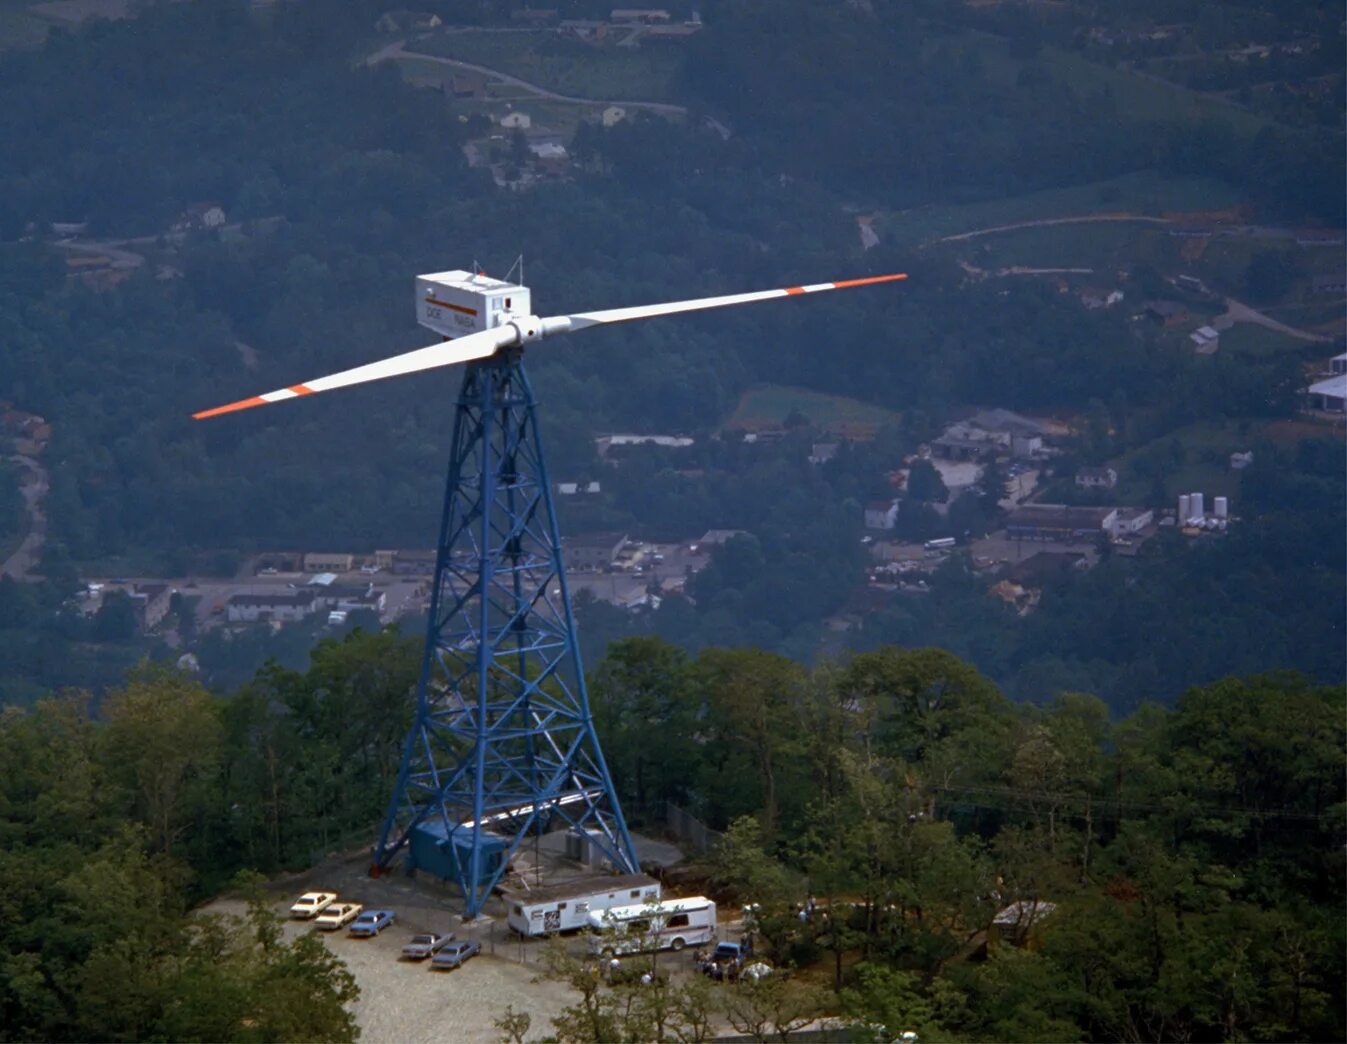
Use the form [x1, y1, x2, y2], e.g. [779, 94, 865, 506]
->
[503, 873, 661, 937]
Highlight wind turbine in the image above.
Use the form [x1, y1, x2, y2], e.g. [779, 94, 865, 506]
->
[195, 267, 907, 916]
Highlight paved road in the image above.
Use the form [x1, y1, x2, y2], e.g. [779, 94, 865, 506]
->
[368, 39, 688, 117]
[1, 454, 49, 582]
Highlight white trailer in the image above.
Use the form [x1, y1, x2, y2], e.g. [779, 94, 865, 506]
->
[586, 896, 718, 956]
[503, 873, 661, 937]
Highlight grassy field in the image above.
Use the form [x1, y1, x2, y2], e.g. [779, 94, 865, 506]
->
[1103, 414, 1344, 507]
[965, 32, 1270, 137]
[407, 30, 684, 102]
[727, 384, 900, 439]
[1108, 420, 1259, 506]
[1214, 323, 1313, 360]
[0, 3, 48, 50]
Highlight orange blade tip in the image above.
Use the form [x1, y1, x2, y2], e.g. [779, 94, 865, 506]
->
[192, 396, 267, 420]
[834, 273, 908, 289]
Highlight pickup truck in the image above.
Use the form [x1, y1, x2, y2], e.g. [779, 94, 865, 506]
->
[315, 902, 363, 931]
[701, 940, 751, 981]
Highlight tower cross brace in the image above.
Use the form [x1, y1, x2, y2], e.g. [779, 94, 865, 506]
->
[373, 351, 637, 915]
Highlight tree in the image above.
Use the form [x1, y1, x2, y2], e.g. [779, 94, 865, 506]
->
[1243, 249, 1303, 303]
[695, 648, 809, 835]
[493, 1006, 531, 1044]
[589, 637, 696, 820]
[723, 975, 826, 1043]
[99, 665, 224, 856]
[905, 459, 949, 503]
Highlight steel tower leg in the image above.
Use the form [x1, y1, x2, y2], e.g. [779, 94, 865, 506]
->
[373, 350, 637, 916]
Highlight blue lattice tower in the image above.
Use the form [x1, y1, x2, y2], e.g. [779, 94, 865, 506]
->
[372, 349, 637, 915]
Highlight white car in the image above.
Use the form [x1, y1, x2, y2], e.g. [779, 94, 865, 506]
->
[315, 902, 363, 931]
[289, 891, 338, 919]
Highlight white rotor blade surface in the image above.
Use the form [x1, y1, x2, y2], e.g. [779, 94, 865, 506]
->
[193, 327, 514, 419]
[550, 272, 907, 332]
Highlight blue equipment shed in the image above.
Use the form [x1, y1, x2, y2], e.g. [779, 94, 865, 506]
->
[409, 818, 508, 891]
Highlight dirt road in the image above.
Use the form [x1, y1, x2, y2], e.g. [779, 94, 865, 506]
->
[2, 454, 48, 582]
[929, 213, 1172, 246]
[1214, 297, 1331, 343]
[367, 39, 688, 117]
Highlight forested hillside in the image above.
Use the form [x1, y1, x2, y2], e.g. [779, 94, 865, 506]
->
[0, 0, 1342, 705]
[1, 641, 1341, 1041]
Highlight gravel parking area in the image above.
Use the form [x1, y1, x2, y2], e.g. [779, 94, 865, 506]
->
[204, 852, 586, 1043]
[201, 831, 698, 1042]
[337, 931, 578, 1044]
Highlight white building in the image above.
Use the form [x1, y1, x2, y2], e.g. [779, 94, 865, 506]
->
[529, 141, 567, 160]
[1108, 507, 1154, 538]
[1075, 466, 1118, 490]
[864, 499, 899, 530]
[602, 105, 627, 127]
[226, 591, 316, 623]
[1304, 374, 1346, 413]
[500, 111, 532, 129]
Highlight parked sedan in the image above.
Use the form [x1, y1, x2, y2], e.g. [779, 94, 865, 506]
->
[314, 902, 363, 931]
[401, 933, 453, 960]
[348, 910, 395, 937]
[430, 938, 481, 970]
[289, 891, 338, 919]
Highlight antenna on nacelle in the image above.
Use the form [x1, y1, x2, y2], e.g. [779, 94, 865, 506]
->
[504, 254, 524, 287]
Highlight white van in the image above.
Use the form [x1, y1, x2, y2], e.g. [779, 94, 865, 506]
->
[586, 896, 717, 956]
[503, 873, 660, 937]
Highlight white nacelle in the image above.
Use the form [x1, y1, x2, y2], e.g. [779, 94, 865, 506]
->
[416, 269, 532, 339]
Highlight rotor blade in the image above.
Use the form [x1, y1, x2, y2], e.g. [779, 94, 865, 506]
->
[550, 272, 907, 332]
[192, 327, 515, 420]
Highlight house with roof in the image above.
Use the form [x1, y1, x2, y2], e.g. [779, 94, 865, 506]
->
[1006, 505, 1116, 542]
[556, 481, 601, 495]
[1303, 373, 1347, 413]
[865, 499, 899, 531]
[611, 8, 670, 23]
[130, 584, 174, 632]
[560, 19, 607, 40]
[1078, 287, 1123, 310]
[602, 105, 627, 127]
[809, 442, 839, 465]
[697, 529, 747, 549]
[227, 591, 316, 624]
[989, 900, 1057, 950]
[374, 10, 442, 32]
[1075, 465, 1117, 490]
[446, 71, 486, 98]
[1189, 325, 1220, 353]
[1142, 300, 1189, 327]
[172, 203, 226, 232]
[562, 532, 628, 573]
[500, 111, 532, 130]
